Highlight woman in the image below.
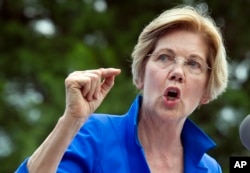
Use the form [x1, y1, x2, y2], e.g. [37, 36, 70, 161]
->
[16, 5, 228, 173]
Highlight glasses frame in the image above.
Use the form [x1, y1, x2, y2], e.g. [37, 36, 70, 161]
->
[147, 52, 211, 75]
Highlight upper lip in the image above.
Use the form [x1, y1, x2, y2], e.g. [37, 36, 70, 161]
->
[164, 86, 181, 99]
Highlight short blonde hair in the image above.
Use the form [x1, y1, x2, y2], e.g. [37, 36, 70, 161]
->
[131, 5, 228, 101]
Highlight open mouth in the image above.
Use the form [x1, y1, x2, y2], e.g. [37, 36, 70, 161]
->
[165, 87, 180, 101]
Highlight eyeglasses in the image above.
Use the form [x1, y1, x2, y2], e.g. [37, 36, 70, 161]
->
[147, 51, 211, 75]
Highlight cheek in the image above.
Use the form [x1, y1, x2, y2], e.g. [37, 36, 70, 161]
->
[144, 67, 163, 88]
[186, 77, 207, 100]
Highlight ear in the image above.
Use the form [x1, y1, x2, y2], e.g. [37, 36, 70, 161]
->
[135, 78, 144, 90]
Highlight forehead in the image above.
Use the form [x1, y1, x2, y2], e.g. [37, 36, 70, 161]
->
[153, 30, 208, 60]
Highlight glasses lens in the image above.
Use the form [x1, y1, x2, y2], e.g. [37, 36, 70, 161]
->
[150, 51, 210, 75]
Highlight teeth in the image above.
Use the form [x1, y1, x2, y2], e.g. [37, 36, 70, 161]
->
[169, 89, 177, 93]
[167, 96, 176, 101]
[167, 88, 179, 98]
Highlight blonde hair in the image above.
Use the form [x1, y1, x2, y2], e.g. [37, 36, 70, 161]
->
[131, 5, 228, 101]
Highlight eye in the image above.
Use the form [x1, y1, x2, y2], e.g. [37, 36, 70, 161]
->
[186, 59, 201, 69]
[157, 53, 174, 62]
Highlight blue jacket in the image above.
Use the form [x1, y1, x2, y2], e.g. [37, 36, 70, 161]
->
[16, 95, 222, 173]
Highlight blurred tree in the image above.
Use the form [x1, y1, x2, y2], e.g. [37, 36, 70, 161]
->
[0, 0, 249, 172]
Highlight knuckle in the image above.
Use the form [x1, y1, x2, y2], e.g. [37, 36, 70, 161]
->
[64, 78, 75, 89]
[65, 77, 72, 85]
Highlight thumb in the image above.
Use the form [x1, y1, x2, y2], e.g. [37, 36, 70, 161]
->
[100, 68, 121, 95]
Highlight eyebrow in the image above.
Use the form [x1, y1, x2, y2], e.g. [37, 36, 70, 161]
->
[155, 48, 206, 62]
[188, 55, 206, 63]
[154, 48, 174, 54]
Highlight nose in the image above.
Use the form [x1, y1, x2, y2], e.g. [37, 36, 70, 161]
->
[169, 65, 185, 83]
[170, 72, 184, 83]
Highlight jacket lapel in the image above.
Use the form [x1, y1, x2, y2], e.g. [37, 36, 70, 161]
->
[184, 160, 208, 173]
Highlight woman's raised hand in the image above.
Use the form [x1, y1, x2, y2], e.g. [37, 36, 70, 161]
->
[63, 68, 121, 120]
[25, 68, 121, 173]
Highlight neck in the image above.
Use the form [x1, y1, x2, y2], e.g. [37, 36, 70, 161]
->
[138, 110, 185, 173]
[138, 110, 185, 154]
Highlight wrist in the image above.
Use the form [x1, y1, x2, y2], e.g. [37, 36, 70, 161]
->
[59, 114, 87, 133]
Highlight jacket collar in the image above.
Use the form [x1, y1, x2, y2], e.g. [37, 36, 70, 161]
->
[182, 119, 216, 172]
[128, 95, 216, 172]
[182, 118, 216, 163]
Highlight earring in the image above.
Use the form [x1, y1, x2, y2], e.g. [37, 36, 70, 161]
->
[201, 97, 209, 104]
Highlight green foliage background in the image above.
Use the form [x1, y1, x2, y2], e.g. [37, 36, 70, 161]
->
[0, 0, 249, 172]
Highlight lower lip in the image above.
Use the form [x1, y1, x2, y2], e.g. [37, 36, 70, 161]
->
[162, 96, 179, 108]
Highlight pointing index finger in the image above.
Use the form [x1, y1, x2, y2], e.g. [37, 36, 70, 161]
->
[99, 68, 121, 94]
[100, 68, 121, 78]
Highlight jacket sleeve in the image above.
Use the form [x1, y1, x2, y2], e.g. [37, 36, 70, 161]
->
[15, 114, 105, 173]
[57, 114, 105, 173]
[15, 158, 29, 173]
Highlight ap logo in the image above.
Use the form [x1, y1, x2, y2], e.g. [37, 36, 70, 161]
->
[230, 156, 250, 173]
